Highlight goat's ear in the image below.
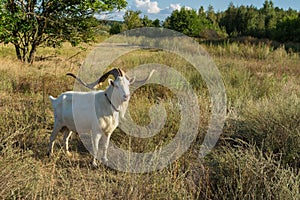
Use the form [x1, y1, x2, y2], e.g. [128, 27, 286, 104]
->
[129, 77, 135, 85]
[108, 78, 114, 86]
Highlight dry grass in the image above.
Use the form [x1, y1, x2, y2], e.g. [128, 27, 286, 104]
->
[0, 40, 299, 199]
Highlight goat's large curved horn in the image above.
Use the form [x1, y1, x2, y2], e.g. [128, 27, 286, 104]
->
[131, 70, 156, 86]
[66, 73, 98, 89]
[117, 68, 125, 77]
[67, 68, 122, 89]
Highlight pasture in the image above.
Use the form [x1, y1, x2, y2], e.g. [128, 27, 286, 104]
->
[0, 39, 299, 199]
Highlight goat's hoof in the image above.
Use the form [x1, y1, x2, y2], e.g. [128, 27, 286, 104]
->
[66, 151, 72, 157]
[92, 160, 98, 168]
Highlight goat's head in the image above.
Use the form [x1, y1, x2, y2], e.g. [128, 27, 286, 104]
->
[106, 68, 135, 102]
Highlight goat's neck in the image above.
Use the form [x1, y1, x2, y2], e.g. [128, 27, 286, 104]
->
[105, 86, 128, 117]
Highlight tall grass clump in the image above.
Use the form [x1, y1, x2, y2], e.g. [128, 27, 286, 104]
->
[237, 95, 300, 167]
[207, 141, 300, 200]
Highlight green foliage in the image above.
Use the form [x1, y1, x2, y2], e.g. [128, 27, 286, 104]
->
[0, 0, 127, 63]
[152, 19, 161, 27]
[122, 10, 161, 31]
[109, 22, 123, 34]
[123, 10, 143, 30]
[218, 0, 300, 42]
[275, 15, 300, 42]
[163, 7, 221, 38]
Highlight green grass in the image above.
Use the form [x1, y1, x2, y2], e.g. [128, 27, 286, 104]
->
[0, 40, 299, 199]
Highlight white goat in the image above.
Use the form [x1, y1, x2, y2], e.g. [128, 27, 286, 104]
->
[48, 68, 154, 166]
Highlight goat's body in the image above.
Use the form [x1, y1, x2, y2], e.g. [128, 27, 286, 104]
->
[50, 91, 116, 132]
[48, 87, 121, 166]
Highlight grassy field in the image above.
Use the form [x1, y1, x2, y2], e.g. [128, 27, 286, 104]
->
[0, 38, 299, 199]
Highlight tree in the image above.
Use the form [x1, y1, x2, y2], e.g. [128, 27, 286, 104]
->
[207, 5, 217, 25]
[164, 7, 208, 37]
[275, 14, 300, 42]
[109, 22, 123, 35]
[152, 19, 161, 27]
[0, 0, 127, 63]
[220, 3, 265, 37]
[123, 10, 143, 30]
[142, 15, 152, 27]
[142, 16, 160, 27]
[261, 0, 277, 37]
[219, 3, 239, 36]
[164, 6, 225, 38]
[198, 6, 205, 18]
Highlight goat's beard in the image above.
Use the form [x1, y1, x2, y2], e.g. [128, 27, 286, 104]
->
[119, 100, 129, 119]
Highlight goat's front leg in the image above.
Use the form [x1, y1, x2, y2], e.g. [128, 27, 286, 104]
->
[63, 130, 73, 157]
[91, 132, 102, 167]
[102, 132, 112, 163]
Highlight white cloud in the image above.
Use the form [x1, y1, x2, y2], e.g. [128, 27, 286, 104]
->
[121, 1, 194, 20]
[97, 9, 126, 21]
[169, 3, 181, 11]
[169, 4, 192, 11]
[184, 6, 193, 10]
[160, 3, 181, 15]
[135, 0, 161, 14]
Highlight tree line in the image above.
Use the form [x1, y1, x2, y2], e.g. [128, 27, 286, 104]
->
[115, 1, 300, 43]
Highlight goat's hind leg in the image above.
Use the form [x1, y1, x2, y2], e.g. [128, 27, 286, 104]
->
[63, 129, 73, 157]
[48, 122, 62, 156]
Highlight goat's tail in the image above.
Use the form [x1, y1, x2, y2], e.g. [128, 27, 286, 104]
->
[49, 96, 57, 108]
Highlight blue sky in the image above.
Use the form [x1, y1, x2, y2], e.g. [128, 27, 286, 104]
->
[101, 0, 300, 21]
